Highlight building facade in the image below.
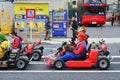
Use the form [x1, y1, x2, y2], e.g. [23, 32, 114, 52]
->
[14, 0, 68, 11]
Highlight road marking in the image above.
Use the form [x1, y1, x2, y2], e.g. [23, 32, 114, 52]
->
[1, 70, 120, 73]
[29, 61, 120, 65]
[30, 61, 45, 64]
[45, 48, 57, 50]
[29, 56, 120, 64]
[112, 56, 120, 58]
[111, 62, 120, 64]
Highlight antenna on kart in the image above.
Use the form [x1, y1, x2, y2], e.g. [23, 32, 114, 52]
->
[98, 26, 103, 42]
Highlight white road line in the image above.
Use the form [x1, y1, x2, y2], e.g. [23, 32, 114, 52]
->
[45, 48, 57, 50]
[111, 62, 120, 64]
[1, 70, 120, 73]
[30, 62, 45, 64]
[29, 56, 120, 65]
[112, 56, 120, 58]
[29, 61, 120, 65]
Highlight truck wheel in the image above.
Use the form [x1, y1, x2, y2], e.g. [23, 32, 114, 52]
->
[32, 51, 41, 61]
[15, 58, 28, 70]
[97, 58, 110, 70]
[53, 59, 65, 70]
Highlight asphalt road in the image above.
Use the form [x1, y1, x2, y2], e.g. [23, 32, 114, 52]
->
[1, 72, 120, 80]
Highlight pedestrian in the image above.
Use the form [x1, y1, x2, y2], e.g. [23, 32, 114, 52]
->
[70, 17, 78, 43]
[44, 15, 51, 40]
[110, 13, 115, 26]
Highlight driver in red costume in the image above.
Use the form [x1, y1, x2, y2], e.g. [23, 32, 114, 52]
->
[59, 31, 87, 61]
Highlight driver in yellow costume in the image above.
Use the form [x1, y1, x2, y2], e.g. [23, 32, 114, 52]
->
[0, 33, 9, 59]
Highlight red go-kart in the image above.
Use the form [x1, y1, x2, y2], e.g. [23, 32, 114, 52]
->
[20, 40, 44, 61]
[43, 40, 111, 70]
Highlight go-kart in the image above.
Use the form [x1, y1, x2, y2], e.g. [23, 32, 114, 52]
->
[20, 40, 44, 61]
[43, 40, 111, 70]
[0, 48, 29, 70]
[91, 39, 110, 56]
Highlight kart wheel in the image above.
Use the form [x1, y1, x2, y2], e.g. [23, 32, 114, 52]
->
[54, 59, 65, 70]
[32, 51, 41, 61]
[97, 58, 110, 70]
[15, 58, 28, 70]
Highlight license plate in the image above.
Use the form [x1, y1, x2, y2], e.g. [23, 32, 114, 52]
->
[92, 22, 97, 24]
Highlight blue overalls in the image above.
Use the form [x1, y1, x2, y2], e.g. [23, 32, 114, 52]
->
[59, 41, 87, 61]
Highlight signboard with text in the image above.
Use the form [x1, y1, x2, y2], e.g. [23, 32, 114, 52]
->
[52, 9, 68, 37]
[26, 9, 36, 19]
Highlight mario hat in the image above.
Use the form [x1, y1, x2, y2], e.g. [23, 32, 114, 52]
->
[77, 32, 86, 42]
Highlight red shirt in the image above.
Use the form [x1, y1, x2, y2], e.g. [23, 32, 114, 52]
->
[12, 37, 20, 48]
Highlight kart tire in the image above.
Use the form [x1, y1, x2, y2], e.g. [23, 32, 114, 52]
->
[32, 51, 41, 61]
[97, 57, 110, 70]
[53, 59, 65, 70]
[15, 58, 28, 70]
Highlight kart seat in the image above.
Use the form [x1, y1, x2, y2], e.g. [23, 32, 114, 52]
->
[87, 44, 92, 53]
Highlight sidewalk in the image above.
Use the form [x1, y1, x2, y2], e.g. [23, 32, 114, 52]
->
[21, 37, 120, 44]
[41, 38, 120, 44]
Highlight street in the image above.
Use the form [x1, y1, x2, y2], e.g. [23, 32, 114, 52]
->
[0, 0, 120, 79]
[1, 22, 120, 80]
[1, 72, 120, 80]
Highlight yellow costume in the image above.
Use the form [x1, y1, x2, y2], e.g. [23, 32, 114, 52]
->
[0, 41, 9, 59]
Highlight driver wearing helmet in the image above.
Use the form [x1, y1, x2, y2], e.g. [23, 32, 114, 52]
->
[59, 31, 87, 61]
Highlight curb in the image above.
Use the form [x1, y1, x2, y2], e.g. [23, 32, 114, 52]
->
[22, 38, 120, 44]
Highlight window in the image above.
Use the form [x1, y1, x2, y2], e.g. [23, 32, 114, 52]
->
[73, 1, 76, 5]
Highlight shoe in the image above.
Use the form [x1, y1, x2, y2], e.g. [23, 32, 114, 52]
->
[44, 38, 47, 40]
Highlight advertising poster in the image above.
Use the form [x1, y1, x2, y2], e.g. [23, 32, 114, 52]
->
[52, 9, 67, 37]
[14, 3, 48, 28]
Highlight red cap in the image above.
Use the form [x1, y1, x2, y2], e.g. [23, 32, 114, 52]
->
[77, 32, 86, 42]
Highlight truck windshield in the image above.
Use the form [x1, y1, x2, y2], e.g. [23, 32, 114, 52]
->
[82, 6, 106, 15]
[84, 0, 106, 4]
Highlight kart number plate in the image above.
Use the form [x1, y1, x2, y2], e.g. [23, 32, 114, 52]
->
[92, 22, 97, 24]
